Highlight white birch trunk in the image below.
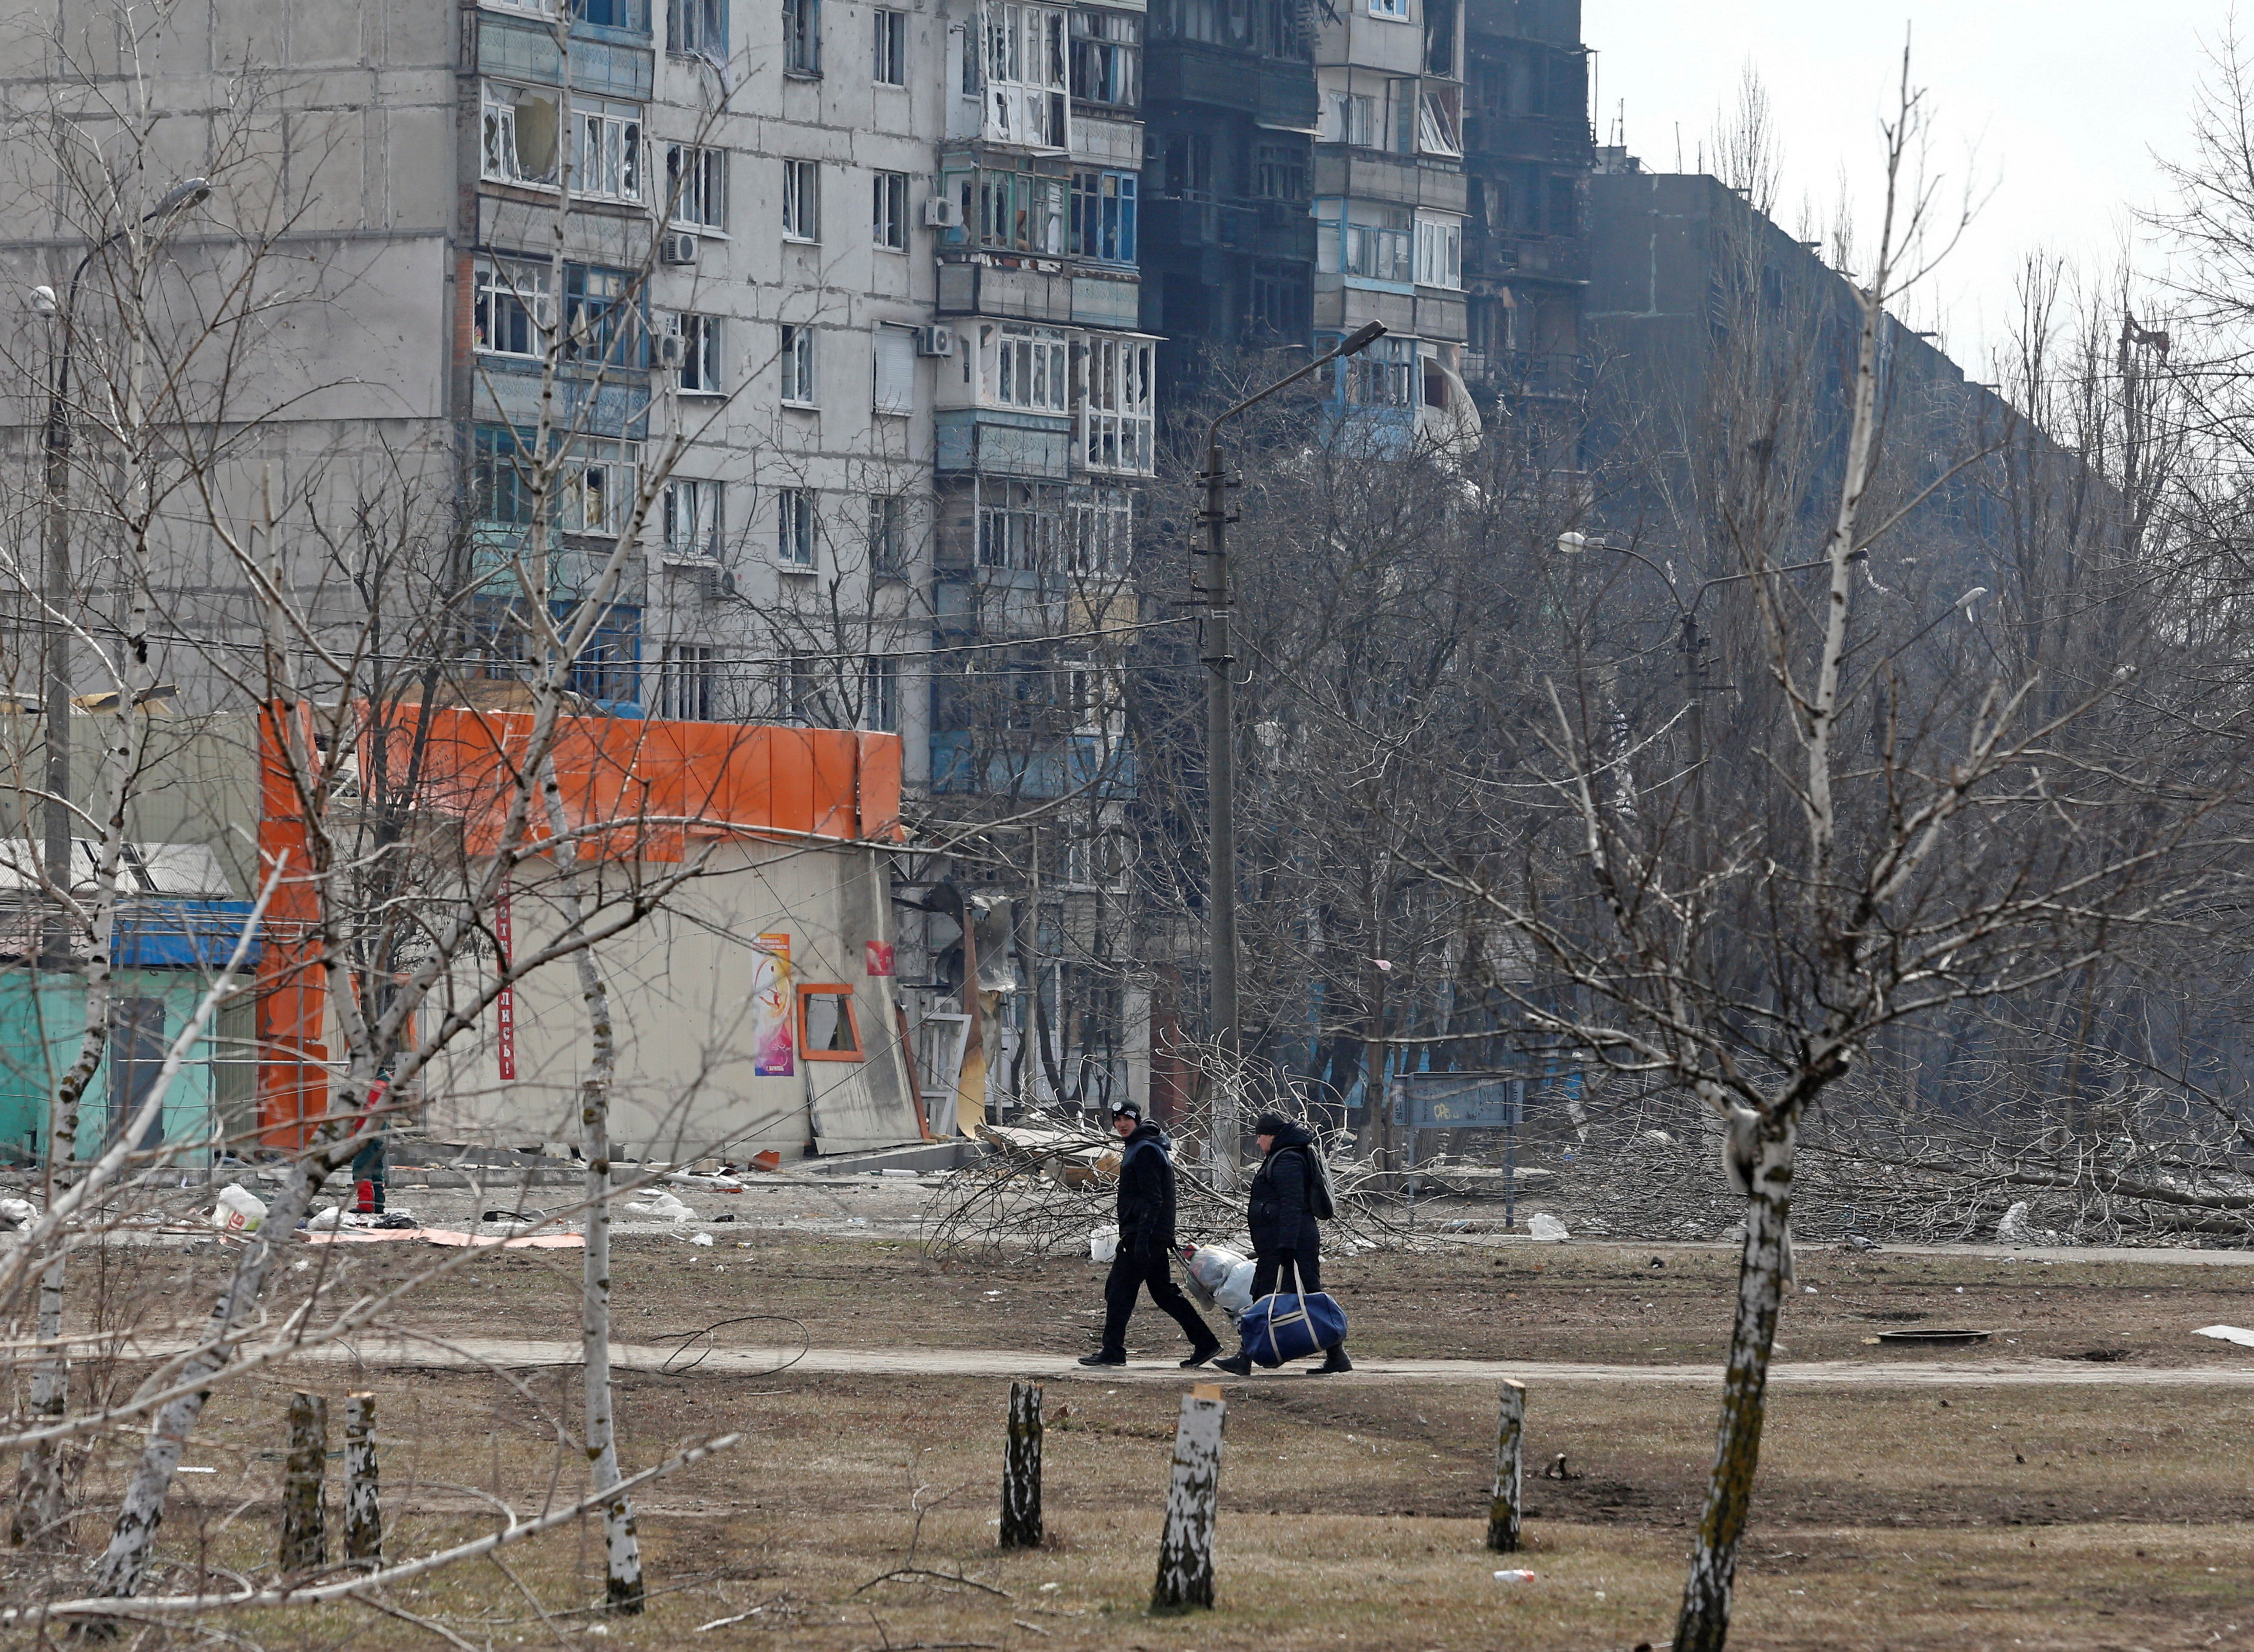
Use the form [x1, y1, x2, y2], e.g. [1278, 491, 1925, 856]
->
[278, 1391, 327, 1573]
[998, 1381, 1043, 1550]
[536, 764, 644, 1614]
[1150, 1388, 1226, 1612]
[343, 1392, 380, 1567]
[1485, 1379, 1524, 1554]
[1673, 1119, 1796, 1652]
[89, 1145, 340, 1604]
[14, 526, 157, 1548]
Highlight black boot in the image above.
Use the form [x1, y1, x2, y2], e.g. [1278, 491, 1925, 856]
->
[1310, 1345, 1353, 1375]
[1212, 1351, 1253, 1377]
[1077, 1349, 1127, 1367]
[1180, 1339, 1222, 1369]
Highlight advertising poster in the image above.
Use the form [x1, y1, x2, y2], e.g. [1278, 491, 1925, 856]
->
[494, 888, 516, 1081]
[752, 931, 795, 1077]
[865, 939, 895, 977]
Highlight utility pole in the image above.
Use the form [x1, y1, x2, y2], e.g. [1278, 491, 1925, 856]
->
[30, 177, 208, 972]
[1193, 319, 1387, 1184]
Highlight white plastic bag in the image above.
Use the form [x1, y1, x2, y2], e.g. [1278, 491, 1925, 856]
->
[1089, 1224, 1119, 1263]
[1527, 1212, 1569, 1243]
[1215, 1258, 1257, 1315]
[212, 1184, 266, 1235]
[1185, 1243, 1247, 1294]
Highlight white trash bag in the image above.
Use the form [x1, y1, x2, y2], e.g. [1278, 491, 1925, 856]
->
[1527, 1212, 1570, 1243]
[1214, 1258, 1258, 1316]
[1089, 1224, 1119, 1263]
[1184, 1244, 1248, 1294]
[211, 1184, 266, 1235]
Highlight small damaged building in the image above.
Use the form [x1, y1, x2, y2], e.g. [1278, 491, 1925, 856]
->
[257, 707, 930, 1162]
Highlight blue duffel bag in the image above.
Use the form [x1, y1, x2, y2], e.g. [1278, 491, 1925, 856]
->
[1238, 1260, 1348, 1368]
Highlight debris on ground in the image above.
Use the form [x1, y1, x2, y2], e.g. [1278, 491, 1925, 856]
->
[2194, 1324, 2254, 1347]
[1527, 1213, 1570, 1243]
[211, 1184, 266, 1235]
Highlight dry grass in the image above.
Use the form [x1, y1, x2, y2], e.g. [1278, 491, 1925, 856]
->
[10, 1234, 2254, 1649]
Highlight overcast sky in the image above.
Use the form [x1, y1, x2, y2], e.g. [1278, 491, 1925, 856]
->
[1587, 1, 2220, 374]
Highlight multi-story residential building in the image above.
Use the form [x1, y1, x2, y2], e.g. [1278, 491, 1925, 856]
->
[464, 0, 957, 778]
[1139, 0, 1493, 441]
[907, 0, 1157, 1111]
[1308, 0, 1472, 447]
[1458, 0, 1591, 422]
[1137, 0, 1320, 379]
[2, 0, 1168, 1123]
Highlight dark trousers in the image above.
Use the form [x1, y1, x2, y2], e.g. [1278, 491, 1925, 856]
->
[1244, 1249, 1344, 1357]
[1249, 1248, 1321, 1299]
[1101, 1245, 1215, 1357]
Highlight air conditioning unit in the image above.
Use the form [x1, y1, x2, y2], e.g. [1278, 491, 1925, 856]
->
[659, 232, 699, 266]
[654, 330, 687, 369]
[923, 194, 963, 230]
[914, 325, 956, 358]
[701, 564, 739, 601]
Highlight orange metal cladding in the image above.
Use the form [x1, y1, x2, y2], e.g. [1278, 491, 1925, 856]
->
[253, 703, 905, 1145]
[254, 702, 329, 1151]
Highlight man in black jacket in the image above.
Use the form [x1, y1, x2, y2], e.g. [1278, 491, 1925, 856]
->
[1080, 1100, 1221, 1368]
[1214, 1111, 1352, 1375]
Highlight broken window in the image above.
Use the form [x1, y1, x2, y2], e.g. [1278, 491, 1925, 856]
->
[799, 986, 864, 1059]
[481, 83, 560, 187]
[1070, 10, 1139, 108]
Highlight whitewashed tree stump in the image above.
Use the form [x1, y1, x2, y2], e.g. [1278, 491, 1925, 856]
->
[1486, 1379, 1525, 1553]
[343, 1392, 380, 1566]
[1150, 1386, 1227, 1612]
[999, 1381, 1043, 1549]
[280, 1392, 328, 1572]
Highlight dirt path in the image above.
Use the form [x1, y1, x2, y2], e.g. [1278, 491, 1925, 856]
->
[273, 1332, 2254, 1387]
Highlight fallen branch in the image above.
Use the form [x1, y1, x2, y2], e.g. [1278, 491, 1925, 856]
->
[1, 1432, 743, 1625]
[853, 1568, 1012, 1601]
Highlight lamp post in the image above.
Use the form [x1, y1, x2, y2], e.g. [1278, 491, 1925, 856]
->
[1195, 318, 1387, 1183]
[32, 177, 208, 968]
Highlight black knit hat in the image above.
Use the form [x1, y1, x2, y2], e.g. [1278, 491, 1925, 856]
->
[1251, 1111, 1292, 1137]
[1110, 1099, 1144, 1122]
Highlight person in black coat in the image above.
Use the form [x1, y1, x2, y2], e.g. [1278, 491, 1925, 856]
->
[1080, 1100, 1221, 1368]
[1214, 1111, 1352, 1375]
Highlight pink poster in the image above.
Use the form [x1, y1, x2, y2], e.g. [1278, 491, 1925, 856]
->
[752, 932, 794, 1077]
[865, 940, 895, 977]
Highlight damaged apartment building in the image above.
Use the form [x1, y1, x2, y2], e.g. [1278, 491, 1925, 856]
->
[1139, 0, 1592, 442]
[0, 0, 1167, 1131]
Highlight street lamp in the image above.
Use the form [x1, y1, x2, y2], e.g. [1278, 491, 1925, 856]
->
[33, 177, 208, 967]
[1194, 318, 1386, 1183]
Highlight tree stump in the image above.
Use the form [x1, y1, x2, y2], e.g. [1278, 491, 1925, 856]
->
[1150, 1385, 1227, 1612]
[999, 1381, 1043, 1549]
[343, 1392, 381, 1567]
[280, 1392, 328, 1572]
[1486, 1379, 1525, 1553]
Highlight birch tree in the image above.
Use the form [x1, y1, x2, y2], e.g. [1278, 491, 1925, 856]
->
[1437, 57, 2249, 1650]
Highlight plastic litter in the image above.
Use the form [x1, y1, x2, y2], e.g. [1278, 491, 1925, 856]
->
[0, 1196, 36, 1227]
[1493, 1569, 1537, 1582]
[2195, 1324, 2254, 1347]
[689, 1231, 715, 1247]
[1089, 1224, 1119, 1263]
[1216, 1260, 1257, 1315]
[1527, 1212, 1570, 1243]
[305, 1206, 356, 1231]
[626, 1193, 695, 1222]
[211, 1184, 266, 1235]
[1184, 1244, 1248, 1294]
